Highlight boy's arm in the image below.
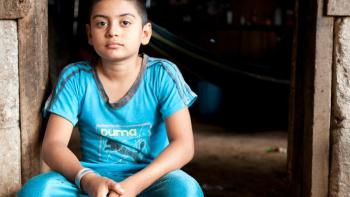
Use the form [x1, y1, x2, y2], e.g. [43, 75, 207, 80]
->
[41, 114, 85, 181]
[42, 114, 126, 196]
[120, 107, 195, 195]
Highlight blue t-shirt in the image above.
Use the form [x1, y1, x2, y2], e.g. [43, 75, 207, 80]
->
[44, 54, 197, 173]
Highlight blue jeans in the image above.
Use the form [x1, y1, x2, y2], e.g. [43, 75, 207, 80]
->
[17, 170, 204, 197]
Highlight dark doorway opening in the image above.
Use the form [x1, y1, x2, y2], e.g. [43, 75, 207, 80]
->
[48, 0, 296, 196]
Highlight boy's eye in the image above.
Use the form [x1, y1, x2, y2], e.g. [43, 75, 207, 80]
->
[96, 21, 108, 27]
[121, 20, 131, 26]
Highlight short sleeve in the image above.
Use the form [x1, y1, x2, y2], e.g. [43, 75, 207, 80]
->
[43, 65, 81, 126]
[156, 61, 197, 120]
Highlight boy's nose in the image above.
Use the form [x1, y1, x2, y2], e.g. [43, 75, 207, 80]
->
[107, 23, 120, 37]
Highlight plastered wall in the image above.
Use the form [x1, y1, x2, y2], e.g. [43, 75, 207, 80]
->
[0, 20, 21, 196]
[330, 18, 350, 197]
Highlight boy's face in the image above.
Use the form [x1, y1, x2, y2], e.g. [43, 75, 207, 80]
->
[86, 0, 152, 62]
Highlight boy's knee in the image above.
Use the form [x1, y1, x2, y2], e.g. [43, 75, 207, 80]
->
[17, 171, 69, 197]
[163, 170, 204, 197]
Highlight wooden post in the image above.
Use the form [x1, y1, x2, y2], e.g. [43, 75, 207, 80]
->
[18, 0, 48, 183]
[288, 0, 333, 196]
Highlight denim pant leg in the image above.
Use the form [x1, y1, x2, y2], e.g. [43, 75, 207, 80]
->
[139, 170, 204, 197]
[17, 171, 87, 197]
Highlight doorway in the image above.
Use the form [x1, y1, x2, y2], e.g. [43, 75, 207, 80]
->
[48, 0, 295, 196]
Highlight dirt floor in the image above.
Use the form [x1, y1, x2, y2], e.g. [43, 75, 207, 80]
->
[183, 122, 288, 197]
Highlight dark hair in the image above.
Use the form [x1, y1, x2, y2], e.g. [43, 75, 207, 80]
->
[88, 0, 148, 25]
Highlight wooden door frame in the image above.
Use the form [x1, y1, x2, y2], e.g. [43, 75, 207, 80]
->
[1, 0, 338, 196]
[287, 0, 334, 196]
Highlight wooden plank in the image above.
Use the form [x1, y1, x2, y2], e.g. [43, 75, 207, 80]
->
[0, 0, 31, 19]
[308, 7, 333, 195]
[302, 0, 333, 195]
[289, 0, 333, 196]
[18, 0, 48, 183]
[327, 0, 350, 16]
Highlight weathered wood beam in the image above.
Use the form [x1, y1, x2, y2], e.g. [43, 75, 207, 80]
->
[0, 0, 31, 19]
[18, 0, 48, 183]
[289, 0, 333, 196]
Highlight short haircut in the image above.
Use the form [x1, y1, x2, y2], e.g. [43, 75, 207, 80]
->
[88, 0, 148, 25]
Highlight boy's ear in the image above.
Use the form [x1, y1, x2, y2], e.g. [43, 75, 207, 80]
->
[86, 24, 93, 45]
[141, 23, 152, 45]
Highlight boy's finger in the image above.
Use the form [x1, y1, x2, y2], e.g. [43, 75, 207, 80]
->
[108, 191, 120, 197]
[96, 187, 110, 197]
[108, 182, 125, 194]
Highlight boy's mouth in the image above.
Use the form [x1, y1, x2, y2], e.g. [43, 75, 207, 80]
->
[106, 42, 124, 49]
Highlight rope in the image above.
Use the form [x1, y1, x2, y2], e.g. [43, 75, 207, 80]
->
[150, 23, 290, 85]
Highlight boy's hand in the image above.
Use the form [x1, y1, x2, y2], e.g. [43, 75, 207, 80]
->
[118, 179, 139, 197]
[80, 173, 125, 197]
[107, 179, 138, 197]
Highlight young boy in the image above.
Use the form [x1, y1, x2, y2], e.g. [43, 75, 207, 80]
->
[17, 0, 203, 196]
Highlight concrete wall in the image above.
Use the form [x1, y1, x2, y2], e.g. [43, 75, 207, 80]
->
[330, 18, 350, 197]
[0, 20, 21, 196]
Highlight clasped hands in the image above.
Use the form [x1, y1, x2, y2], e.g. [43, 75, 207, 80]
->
[81, 173, 137, 197]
